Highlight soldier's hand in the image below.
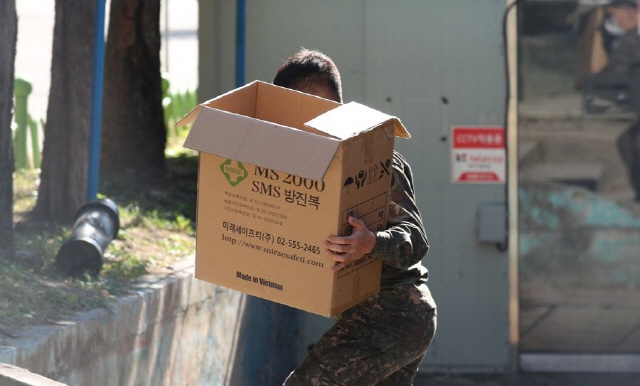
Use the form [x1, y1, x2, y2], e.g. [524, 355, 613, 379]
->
[325, 216, 376, 272]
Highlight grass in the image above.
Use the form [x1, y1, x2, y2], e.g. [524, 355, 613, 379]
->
[1, 129, 198, 336]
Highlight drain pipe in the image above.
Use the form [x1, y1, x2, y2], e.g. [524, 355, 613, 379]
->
[87, 0, 107, 201]
[56, 198, 120, 276]
[235, 0, 246, 87]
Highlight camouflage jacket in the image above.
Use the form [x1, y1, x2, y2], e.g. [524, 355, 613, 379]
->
[368, 151, 429, 287]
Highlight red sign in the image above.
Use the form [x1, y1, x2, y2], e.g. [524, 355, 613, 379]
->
[453, 127, 505, 149]
[458, 172, 501, 181]
[451, 126, 505, 184]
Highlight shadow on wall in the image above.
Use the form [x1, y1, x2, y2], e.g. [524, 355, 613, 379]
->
[228, 296, 301, 386]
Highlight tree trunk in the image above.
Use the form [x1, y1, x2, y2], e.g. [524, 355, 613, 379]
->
[33, 0, 95, 223]
[0, 0, 17, 257]
[101, 0, 166, 180]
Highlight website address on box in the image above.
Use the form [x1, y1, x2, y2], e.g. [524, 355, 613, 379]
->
[222, 234, 325, 268]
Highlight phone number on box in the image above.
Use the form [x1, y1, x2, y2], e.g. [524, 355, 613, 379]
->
[276, 237, 321, 254]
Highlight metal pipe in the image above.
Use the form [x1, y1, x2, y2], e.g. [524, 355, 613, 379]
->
[235, 0, 246, 87]
[56, 198, 120, 276]
[87, 0, 107, 201]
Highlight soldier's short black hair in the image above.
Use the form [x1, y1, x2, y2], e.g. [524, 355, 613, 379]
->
[273, 49, 343, 103]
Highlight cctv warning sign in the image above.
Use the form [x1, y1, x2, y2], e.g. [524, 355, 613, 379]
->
[451, 126, 505, 184]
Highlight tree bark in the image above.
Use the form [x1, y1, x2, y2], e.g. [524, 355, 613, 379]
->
[33, 0, 95, 223]
[0, 0, 17, 256]
[101, 0, 166, 180]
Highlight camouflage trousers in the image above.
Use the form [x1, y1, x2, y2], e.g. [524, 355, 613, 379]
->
[283, 282, 436, 386]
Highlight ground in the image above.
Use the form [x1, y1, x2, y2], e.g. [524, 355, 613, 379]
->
[1, 153, 198, 338]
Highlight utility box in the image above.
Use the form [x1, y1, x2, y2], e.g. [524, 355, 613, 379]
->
[478, 204, 507, 244]
[180, 81, 410, 316]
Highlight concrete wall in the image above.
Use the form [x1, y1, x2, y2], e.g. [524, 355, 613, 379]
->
[0, 261, 297, 386]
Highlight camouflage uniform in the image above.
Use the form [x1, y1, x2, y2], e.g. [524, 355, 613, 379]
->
[284, 151, 437, 386]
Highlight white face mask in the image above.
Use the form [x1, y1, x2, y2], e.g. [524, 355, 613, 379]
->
[604, 15, 626, 36]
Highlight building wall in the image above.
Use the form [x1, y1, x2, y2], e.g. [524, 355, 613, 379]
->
[199, 0, 512, 372]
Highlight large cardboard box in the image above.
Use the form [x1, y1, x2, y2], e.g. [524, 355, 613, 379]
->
[180, 81, 410, 316]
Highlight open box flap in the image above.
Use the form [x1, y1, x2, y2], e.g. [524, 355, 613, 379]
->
[175, 81, 260, 127]
[183, 106, 341, 181]
[304, 102, 411, 140]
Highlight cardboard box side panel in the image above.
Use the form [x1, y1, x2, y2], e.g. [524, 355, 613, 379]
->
[193, 154, 205, 255]
[196, 152, 350, 316]
[330, 126, 394, 312]
[329, 258, 383, 314]
[176, 104, 202, 127]
[392, 118, 411, 139]
[195, 249, 335, 316]
[338, 127, 395, 235]
[330, 259, 382, 315]
[177, 82, 260, 127]
[203, 81, 258, 118]
[194, 267, 336, 316]
[322, 162, 349, 239]
[194, 153, 227, 290]
[184, 107, 256, 155]
[256, 82, 340, 136]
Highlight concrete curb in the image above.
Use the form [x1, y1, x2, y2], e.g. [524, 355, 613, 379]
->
[0, 363, 68, 386]
[0, 258, 245, 386]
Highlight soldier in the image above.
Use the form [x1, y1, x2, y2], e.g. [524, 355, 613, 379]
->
[274, 49, 437, 386]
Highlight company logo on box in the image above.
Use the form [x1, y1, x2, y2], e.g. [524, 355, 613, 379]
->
[220, 159, 248, 186]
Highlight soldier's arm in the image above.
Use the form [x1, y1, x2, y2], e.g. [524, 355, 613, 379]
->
[368, 151, 429, 269]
